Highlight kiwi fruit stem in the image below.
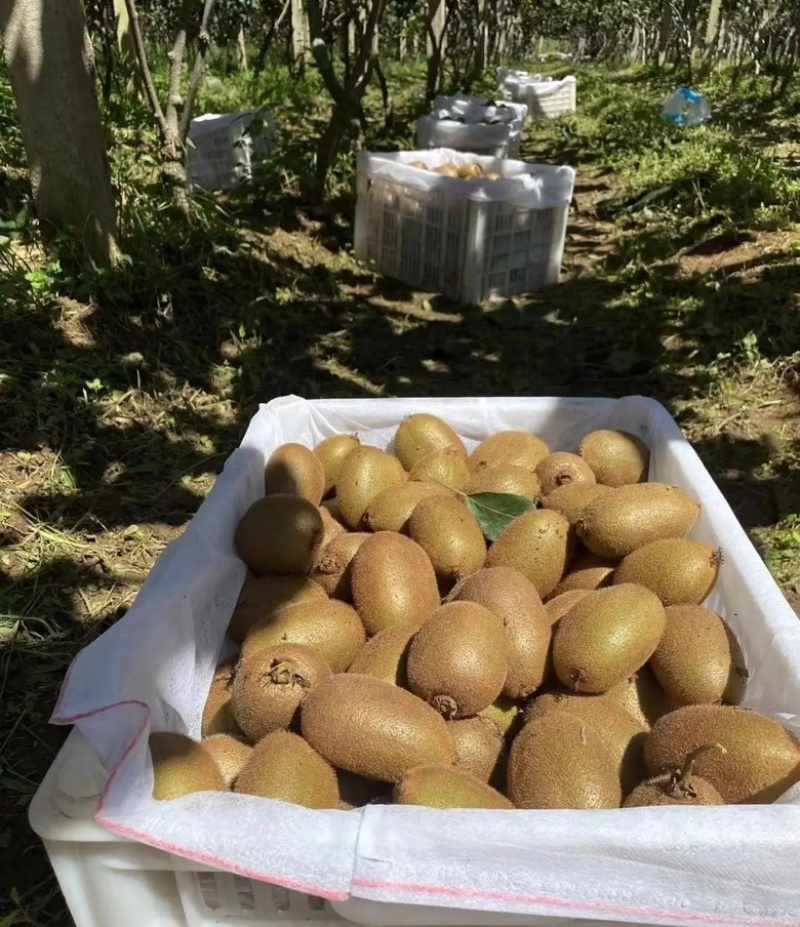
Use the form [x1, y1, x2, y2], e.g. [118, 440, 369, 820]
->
[666, 743, 726, 799]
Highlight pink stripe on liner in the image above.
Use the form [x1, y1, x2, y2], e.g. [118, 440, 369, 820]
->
[352, 879, 800, 927]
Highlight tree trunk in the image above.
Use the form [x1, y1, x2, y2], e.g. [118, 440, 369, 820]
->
[425, 0, 447, 100]
[291, 0, 310, 72]
[0, 0, 119, 266]
[236, 23, 248, 70]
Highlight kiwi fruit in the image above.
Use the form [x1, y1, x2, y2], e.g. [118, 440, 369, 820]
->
[347, 626, 415, 685]
[650, 605, 746, 706]
[337, 769, 390, 809]
[201, 734, 253, 789]
[350, 532, 440, 635]
[201, 657, 239, 737]
[508, 711, 621, 809]
[234, 494, 324, 576]
[301, 674, 455, 782]
[435, 163, 460, 177]
[231, 643, 332, 740]
[485, 509, 572, 599]
[318, 504, 346, 549]
[149, 732, 226, 800]
[241, 599, 366, 672]
[457, 162, 484, 179]
[553, 584, 667, 694]
[543, 589, 592, 626]
[465, 463, 541, 500]
[469, 430, 549, 472]
[234, 731, 339, 808]
[314, 434, 360, 495]
[577, 483, 700, 561]
[227, 575, 327, 645]
[624, 747, 725, 807]
[394, 764, 513, 809]
[550, 551, 615, 597]
[406, 601, 508, 718]
[526, 692, 647, 795]
[645, 704, 800, 804]
[365, 480, 453, 534]
[408, 447, 470, 491]
[336, 446, 406, 529]
[480, 696, 523, 739]
[320, 497, 346, 525]
[578, 429, 649, 487]
[393, 413, 467, 470]
[604, 667, 674, 729]
[264, 443, 325, 505]
[408, 496, 486, 584]
[449, 567, 550, 698]
[535, 452, 596, 496]
[613, 539, 721, 606]
[540, 483, 613, 527]
[309, 532, 371, 601]
[448, 717, 507, 786]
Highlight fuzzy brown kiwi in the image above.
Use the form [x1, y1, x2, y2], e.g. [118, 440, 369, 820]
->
[469, 430, 549, 472]
[314, 434, 361, 496]
[540, 483, 614, 527]
[264, 443, 325, 505]
[408, 447, 470, 491]
[465, 463, 541, 500]
[201, 657, 240, 737]
[406, 601, 508, 718]
[449, 567, 551, 698]
[448, 716, 508, 787]
[201, 734, 253, 789]
[550, 551, 615, 598]
[394, 764, 514, 809]
[231, 643, 332, 741]
[336, 446, 406, 529]
[624, 745, 726, 807]
[241, 599, 366, 672]
[347, 626, 415, 685]
[578, 429, 649, 487]
[365, 481, 454, 534]
[149, 732, 226, 800]
[408, 495, 487, 584]
[350, 532, 440, 635]
[535, 452, 597, 496]
[234, 731, 340, 808]
[227, 573, 327, 644]
[234, 494, 324, 576]
[485, 509, 572, 599]
[393, 413, 467, 470]
[300, 674, 456, 782]
[310, 532, 371, 601]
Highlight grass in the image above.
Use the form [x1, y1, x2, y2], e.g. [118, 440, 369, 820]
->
[1, 53, 800, 925]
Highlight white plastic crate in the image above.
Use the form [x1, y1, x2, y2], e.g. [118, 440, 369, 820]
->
[29, 394, 800, 927]
[352, 149, 575, 304]
[186, 108, 275, 192]
[500, 76, 577, 118]
[418, 96, 528, 158]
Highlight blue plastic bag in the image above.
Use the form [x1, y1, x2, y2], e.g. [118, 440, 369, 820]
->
[661, 87, 711, 126]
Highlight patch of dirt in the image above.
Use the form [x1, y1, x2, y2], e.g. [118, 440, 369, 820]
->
[678, 230, 798, 277]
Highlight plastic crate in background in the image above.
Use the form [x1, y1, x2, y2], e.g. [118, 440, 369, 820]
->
[417, 97, 527, 157]
[353, 149, 575, 305]
[186, 108, 275, 192]
[500, 76, 577, 118]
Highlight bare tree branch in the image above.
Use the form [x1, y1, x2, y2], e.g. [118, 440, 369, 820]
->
[123, 0, 170, 143]
[180, 0, 218, 142]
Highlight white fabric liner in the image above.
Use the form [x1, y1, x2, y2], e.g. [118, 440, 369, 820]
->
[357, 149, 576, 209]
[52, 395, 800, 927]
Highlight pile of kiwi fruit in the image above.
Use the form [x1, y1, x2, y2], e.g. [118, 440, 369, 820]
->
[407, 160, 502, 181]
[150, 414, 800, 812]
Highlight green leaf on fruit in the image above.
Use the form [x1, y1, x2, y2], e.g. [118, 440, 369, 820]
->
[465, 492, 535, 541]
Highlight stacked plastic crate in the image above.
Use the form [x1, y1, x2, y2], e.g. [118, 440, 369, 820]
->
[353, 89, 576, 304]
